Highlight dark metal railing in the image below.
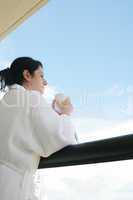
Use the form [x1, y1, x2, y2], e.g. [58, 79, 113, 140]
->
[38, 134, 133, 169]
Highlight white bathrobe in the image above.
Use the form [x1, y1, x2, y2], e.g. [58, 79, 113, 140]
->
[0, 84, 77, 200]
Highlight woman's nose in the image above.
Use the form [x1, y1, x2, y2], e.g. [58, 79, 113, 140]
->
[43, 79, 48, 86]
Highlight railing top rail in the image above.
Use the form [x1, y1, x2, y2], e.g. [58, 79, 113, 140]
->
[38, 134, 133, 169]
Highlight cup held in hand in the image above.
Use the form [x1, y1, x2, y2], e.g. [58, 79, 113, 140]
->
[53, 93, 73, 115]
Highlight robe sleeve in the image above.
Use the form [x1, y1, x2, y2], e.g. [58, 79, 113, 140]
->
[29, 92, 78, 157]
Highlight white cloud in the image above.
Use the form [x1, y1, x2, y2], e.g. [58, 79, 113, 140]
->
[71, 116, 133, 143]
[83, 84, 125, 98]
[84, 84, 133, 99]
[90, 119, 133, 139]
[38, 160, 133, 200]
[72, 116, 118, 142]
[103, 84, 125, 97]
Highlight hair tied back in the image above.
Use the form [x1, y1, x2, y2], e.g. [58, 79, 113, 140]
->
[0, 67, 11, 91]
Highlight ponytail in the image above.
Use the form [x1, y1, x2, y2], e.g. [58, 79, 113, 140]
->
[0, 68, 13, 91]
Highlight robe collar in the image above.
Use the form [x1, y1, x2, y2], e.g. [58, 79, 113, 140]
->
[8, 84, 26, 91]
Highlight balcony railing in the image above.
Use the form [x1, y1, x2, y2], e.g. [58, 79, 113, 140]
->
[38, 134, 133, 169]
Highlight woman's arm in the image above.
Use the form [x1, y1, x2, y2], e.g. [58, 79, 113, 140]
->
[29, 92, 77, 158]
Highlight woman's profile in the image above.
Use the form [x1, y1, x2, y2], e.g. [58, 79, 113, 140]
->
[0, 57, 77, 200]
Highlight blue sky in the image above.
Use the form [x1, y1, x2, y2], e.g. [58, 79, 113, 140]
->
[1, 1, 133, 199]
[1, 0, 133, 122]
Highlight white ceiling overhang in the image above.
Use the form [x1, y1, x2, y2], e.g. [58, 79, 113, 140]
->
[0, 0, 48, 40]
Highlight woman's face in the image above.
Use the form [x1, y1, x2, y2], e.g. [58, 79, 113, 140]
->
[23, 66, 48, 94]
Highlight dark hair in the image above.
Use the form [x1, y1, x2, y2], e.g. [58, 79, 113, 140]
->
[0, 57, 43, 91]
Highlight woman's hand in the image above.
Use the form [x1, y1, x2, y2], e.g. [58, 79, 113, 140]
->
[52, 97, 74, 116]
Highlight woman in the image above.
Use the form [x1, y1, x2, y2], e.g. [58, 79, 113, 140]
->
[0, 57, 77, 200]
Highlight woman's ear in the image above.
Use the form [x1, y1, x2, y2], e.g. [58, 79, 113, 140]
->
[23, 69, 32, 82]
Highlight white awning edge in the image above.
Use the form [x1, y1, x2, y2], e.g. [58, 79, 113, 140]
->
[0, 0, 48, 41]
